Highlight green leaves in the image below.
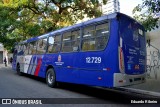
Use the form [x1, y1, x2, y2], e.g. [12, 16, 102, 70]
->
[0, 0, 108, 51]
[133, 0, 160, 31]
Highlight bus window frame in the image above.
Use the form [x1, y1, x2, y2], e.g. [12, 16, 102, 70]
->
[81, 21, 110, 52]
[28, 41, 38, 55]
[71, 28, 81, 52]
[46, 33, 62, 54]
[61, 31, 72, 52]
[23, 43, 29, 55]
[61, 28, 81, 53]
[36, 37, 48, 55]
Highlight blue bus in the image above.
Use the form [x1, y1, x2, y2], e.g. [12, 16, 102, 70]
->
[12, 12, 146, 88]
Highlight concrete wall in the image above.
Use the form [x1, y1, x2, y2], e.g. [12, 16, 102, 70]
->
[0, 44, 9, 64]
[0, 44, 4, 63]
[146, 20, 160, 79]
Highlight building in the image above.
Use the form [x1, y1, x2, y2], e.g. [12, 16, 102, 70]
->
[146, 13, 160, 79]
[0, 44, 7, 64]
[101, 0, 120, 15]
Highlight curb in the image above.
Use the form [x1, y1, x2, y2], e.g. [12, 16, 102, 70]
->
[118, 87, 160, 98]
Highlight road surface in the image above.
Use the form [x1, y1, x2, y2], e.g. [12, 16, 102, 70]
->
[0, 64, 158, 107]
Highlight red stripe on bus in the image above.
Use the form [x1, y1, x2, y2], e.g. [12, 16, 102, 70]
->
[34, 58, 42, 76]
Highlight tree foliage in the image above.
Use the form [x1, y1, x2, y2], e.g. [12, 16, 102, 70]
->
[133, 0, 160, 31]
[0, 0, 107, 51]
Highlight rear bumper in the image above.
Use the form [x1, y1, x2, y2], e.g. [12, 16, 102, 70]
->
[113, 73, 146, 87]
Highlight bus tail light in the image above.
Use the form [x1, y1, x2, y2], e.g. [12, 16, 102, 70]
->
[119, 47, 125, 73]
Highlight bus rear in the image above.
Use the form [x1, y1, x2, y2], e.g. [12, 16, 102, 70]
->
[114, 14, 146, 87]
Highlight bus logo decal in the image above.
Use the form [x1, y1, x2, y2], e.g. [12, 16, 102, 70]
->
[55, 55, 64, 65]
[58, 55, 61, 62]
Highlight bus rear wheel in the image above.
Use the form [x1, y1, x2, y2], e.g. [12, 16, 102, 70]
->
[46, 68, 56, 88]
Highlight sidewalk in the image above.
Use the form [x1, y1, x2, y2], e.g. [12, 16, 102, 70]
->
[127, 79, 160, 92]
[120, 78, 160, 97]
[0, 63, 12, 68]
[121, 66, 160, 97]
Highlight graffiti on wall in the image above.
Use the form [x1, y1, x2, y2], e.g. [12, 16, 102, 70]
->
[146, 44, 160, 79]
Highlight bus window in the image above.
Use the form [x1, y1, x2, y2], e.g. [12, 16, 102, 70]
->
[20, 45, 23, 51]
[95, 23, 109, 50]
[82, 26, 95, 51]
[48, 34, 61, 53]
[62, 31, 72, 52]
[37, 38, 47, 54]
[71, 30, 80, 51]
[24, 43, 29, 55]
[17, 45, 21, 52]
[138, 29, 143, 36]
[18, 44, 24, 53]
[28, 41, 37, 54]
[48, 36, 54, 53]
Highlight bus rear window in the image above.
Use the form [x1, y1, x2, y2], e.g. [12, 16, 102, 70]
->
[138, 29, 144, 36]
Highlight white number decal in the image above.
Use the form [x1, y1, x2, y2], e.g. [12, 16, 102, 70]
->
[86, 57, 101, 63]
[86, 57, 90, 63]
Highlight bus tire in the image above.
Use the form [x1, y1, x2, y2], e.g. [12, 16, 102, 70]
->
[46, 68, 56, 88]
[17, 64, 22, 76]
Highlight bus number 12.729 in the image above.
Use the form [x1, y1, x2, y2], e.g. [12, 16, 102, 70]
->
[86, 57, 101, 63]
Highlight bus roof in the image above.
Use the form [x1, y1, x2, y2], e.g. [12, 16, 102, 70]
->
[19, 12, 141, 44]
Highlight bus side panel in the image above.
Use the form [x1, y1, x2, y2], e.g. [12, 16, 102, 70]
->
[51, 19, 119, 87]
[59, 19, 119, 87]
[32, 19, 119, 88]
[51, 52, 108, 87]
[105, 19, 119, 87]
[39, 53, 78, 81]
[41, 53, 75, 80]
[36, 55, 46, 78]
[38, 54, 55, 78]
[56, 53, 80, 83]
[76, 51, 109, 87]
[103, 19, 119, 87]
[21, 54, 46, 78]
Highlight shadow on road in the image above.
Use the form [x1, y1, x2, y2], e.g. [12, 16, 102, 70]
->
[19, 72, 157, 103]
[2, 66, 157, 104]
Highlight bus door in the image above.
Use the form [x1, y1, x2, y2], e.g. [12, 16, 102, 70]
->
[30, 38, 47, 77]
[119, 16, 146, 75]
[25, 41, 40, 76]
[23, 55, 32, 73]
[12, 45, 18, 70]
[20, 43, 31, 74]
[16, 44, 25, 73]
[59, 30, 81, 81]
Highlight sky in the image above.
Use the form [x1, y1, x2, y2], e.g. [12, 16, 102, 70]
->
[79, 0, 143, 23]
[119, 0, 142, 17]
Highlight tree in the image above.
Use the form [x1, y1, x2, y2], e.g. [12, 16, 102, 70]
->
[0, 5, 20, 51]
[133, 0, 160, 31]
[0, 0, 107, 51]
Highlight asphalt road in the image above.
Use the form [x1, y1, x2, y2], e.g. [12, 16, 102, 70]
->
[0, 64, 159, 107]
